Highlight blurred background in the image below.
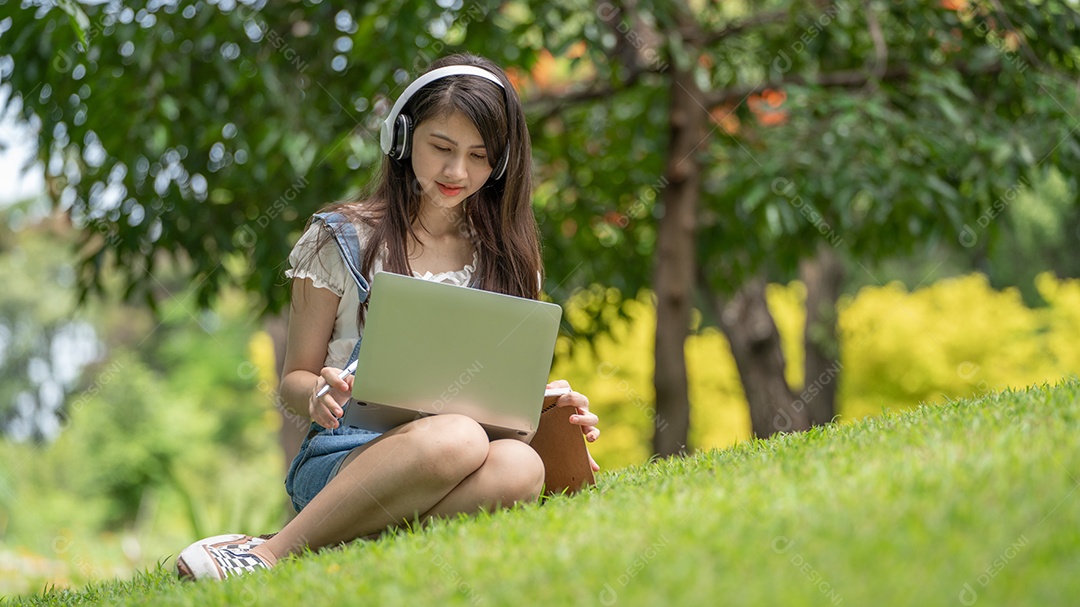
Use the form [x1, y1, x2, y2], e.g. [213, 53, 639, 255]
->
[1, 0, 1078, 596]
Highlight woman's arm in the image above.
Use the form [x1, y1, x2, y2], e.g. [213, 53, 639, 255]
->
[279, 278, 348, 426]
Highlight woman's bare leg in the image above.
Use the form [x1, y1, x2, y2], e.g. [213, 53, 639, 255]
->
[253, 413, 490, 563]
[420, 438, 545, 518]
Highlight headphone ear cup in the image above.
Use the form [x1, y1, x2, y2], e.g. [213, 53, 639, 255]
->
[392, 114, 413, 160]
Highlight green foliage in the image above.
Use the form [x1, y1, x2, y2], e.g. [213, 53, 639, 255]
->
[576, 0, 1080, 295]
[0, 0, 552, 313]
[1008, 168, 1071, 253]
[8, 379, 1080, 606]
[0, 217, 99, 441]
[530, 83, 669, 306]
[5, 2, 1077, 316]
[986, 167, 1080, 303]
[551, 272, 1080, 469]
[0, 275, 285, 596]
[66, 350, 210, 526]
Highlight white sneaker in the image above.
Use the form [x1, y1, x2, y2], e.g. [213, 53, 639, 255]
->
[176, 534, 273, 581]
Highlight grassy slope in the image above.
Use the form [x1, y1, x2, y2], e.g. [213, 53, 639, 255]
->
[8, 379, 1079, 607]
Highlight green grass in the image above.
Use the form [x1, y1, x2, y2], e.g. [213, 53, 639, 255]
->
[6, 379, 1079, 606]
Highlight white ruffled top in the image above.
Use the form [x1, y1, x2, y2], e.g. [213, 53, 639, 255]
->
[411, 250, 478, 285]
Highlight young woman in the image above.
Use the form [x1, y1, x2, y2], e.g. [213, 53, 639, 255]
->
[176, 53, 601, 580]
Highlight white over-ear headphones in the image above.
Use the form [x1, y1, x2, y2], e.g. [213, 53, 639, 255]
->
[379, 65, 511, 180]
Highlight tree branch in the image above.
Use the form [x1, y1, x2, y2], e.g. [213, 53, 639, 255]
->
[525, 0, 671, 122]
[687, 9, 789, 46]
[703, 60, 1004, 107]
[523, 64, 663, 123]
[986, 0, 1046, 72]
[864, 0, 888, 81]
[599, 0, 644, 73]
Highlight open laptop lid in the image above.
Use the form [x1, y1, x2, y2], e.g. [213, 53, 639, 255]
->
[345, 271, 562, 441]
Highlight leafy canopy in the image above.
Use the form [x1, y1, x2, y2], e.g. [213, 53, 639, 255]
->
[1, 1, 1078, 317]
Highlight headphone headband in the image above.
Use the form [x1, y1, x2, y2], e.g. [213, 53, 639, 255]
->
[379, 65, 511, 179]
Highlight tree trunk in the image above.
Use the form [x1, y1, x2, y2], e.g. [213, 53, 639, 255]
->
[265, 310, 303, 520]
[798, 244, 845, 426]
[709, 278, 810, 438]
[651, 67, 704, 457]
[265, 311, 305, 473]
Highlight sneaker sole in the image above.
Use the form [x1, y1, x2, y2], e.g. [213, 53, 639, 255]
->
[176, 533, 251, 581]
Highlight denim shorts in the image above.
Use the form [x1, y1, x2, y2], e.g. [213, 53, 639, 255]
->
[285, 414, 382, 513]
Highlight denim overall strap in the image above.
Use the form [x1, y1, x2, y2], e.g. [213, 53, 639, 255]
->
[311, 211, 369, 368]
[312, 211, 370, 307]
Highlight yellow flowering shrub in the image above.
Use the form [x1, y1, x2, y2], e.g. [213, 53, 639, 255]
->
[247, 328, 286, 430]
[838, 273, 1076, 419]
[552, 273, 1080, 470]
[1036, 272, 1080, 375]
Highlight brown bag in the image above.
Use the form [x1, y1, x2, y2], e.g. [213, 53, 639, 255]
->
[528, 403, 596, 496]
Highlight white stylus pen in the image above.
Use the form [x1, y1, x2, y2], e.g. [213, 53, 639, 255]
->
[315, 359, 358, 398]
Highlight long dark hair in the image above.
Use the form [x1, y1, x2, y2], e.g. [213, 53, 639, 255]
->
[298, 53, 541, 325]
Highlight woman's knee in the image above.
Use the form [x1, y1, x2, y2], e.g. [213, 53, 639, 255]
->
[486, 440, 545, 501]
[406, 414, 489, 480]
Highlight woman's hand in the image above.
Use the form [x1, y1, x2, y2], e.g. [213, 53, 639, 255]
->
[310, 367, 354, 430]
[547, 380, 601, 472]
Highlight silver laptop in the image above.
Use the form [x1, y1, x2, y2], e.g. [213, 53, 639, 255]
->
[342, 271, 562, 441]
